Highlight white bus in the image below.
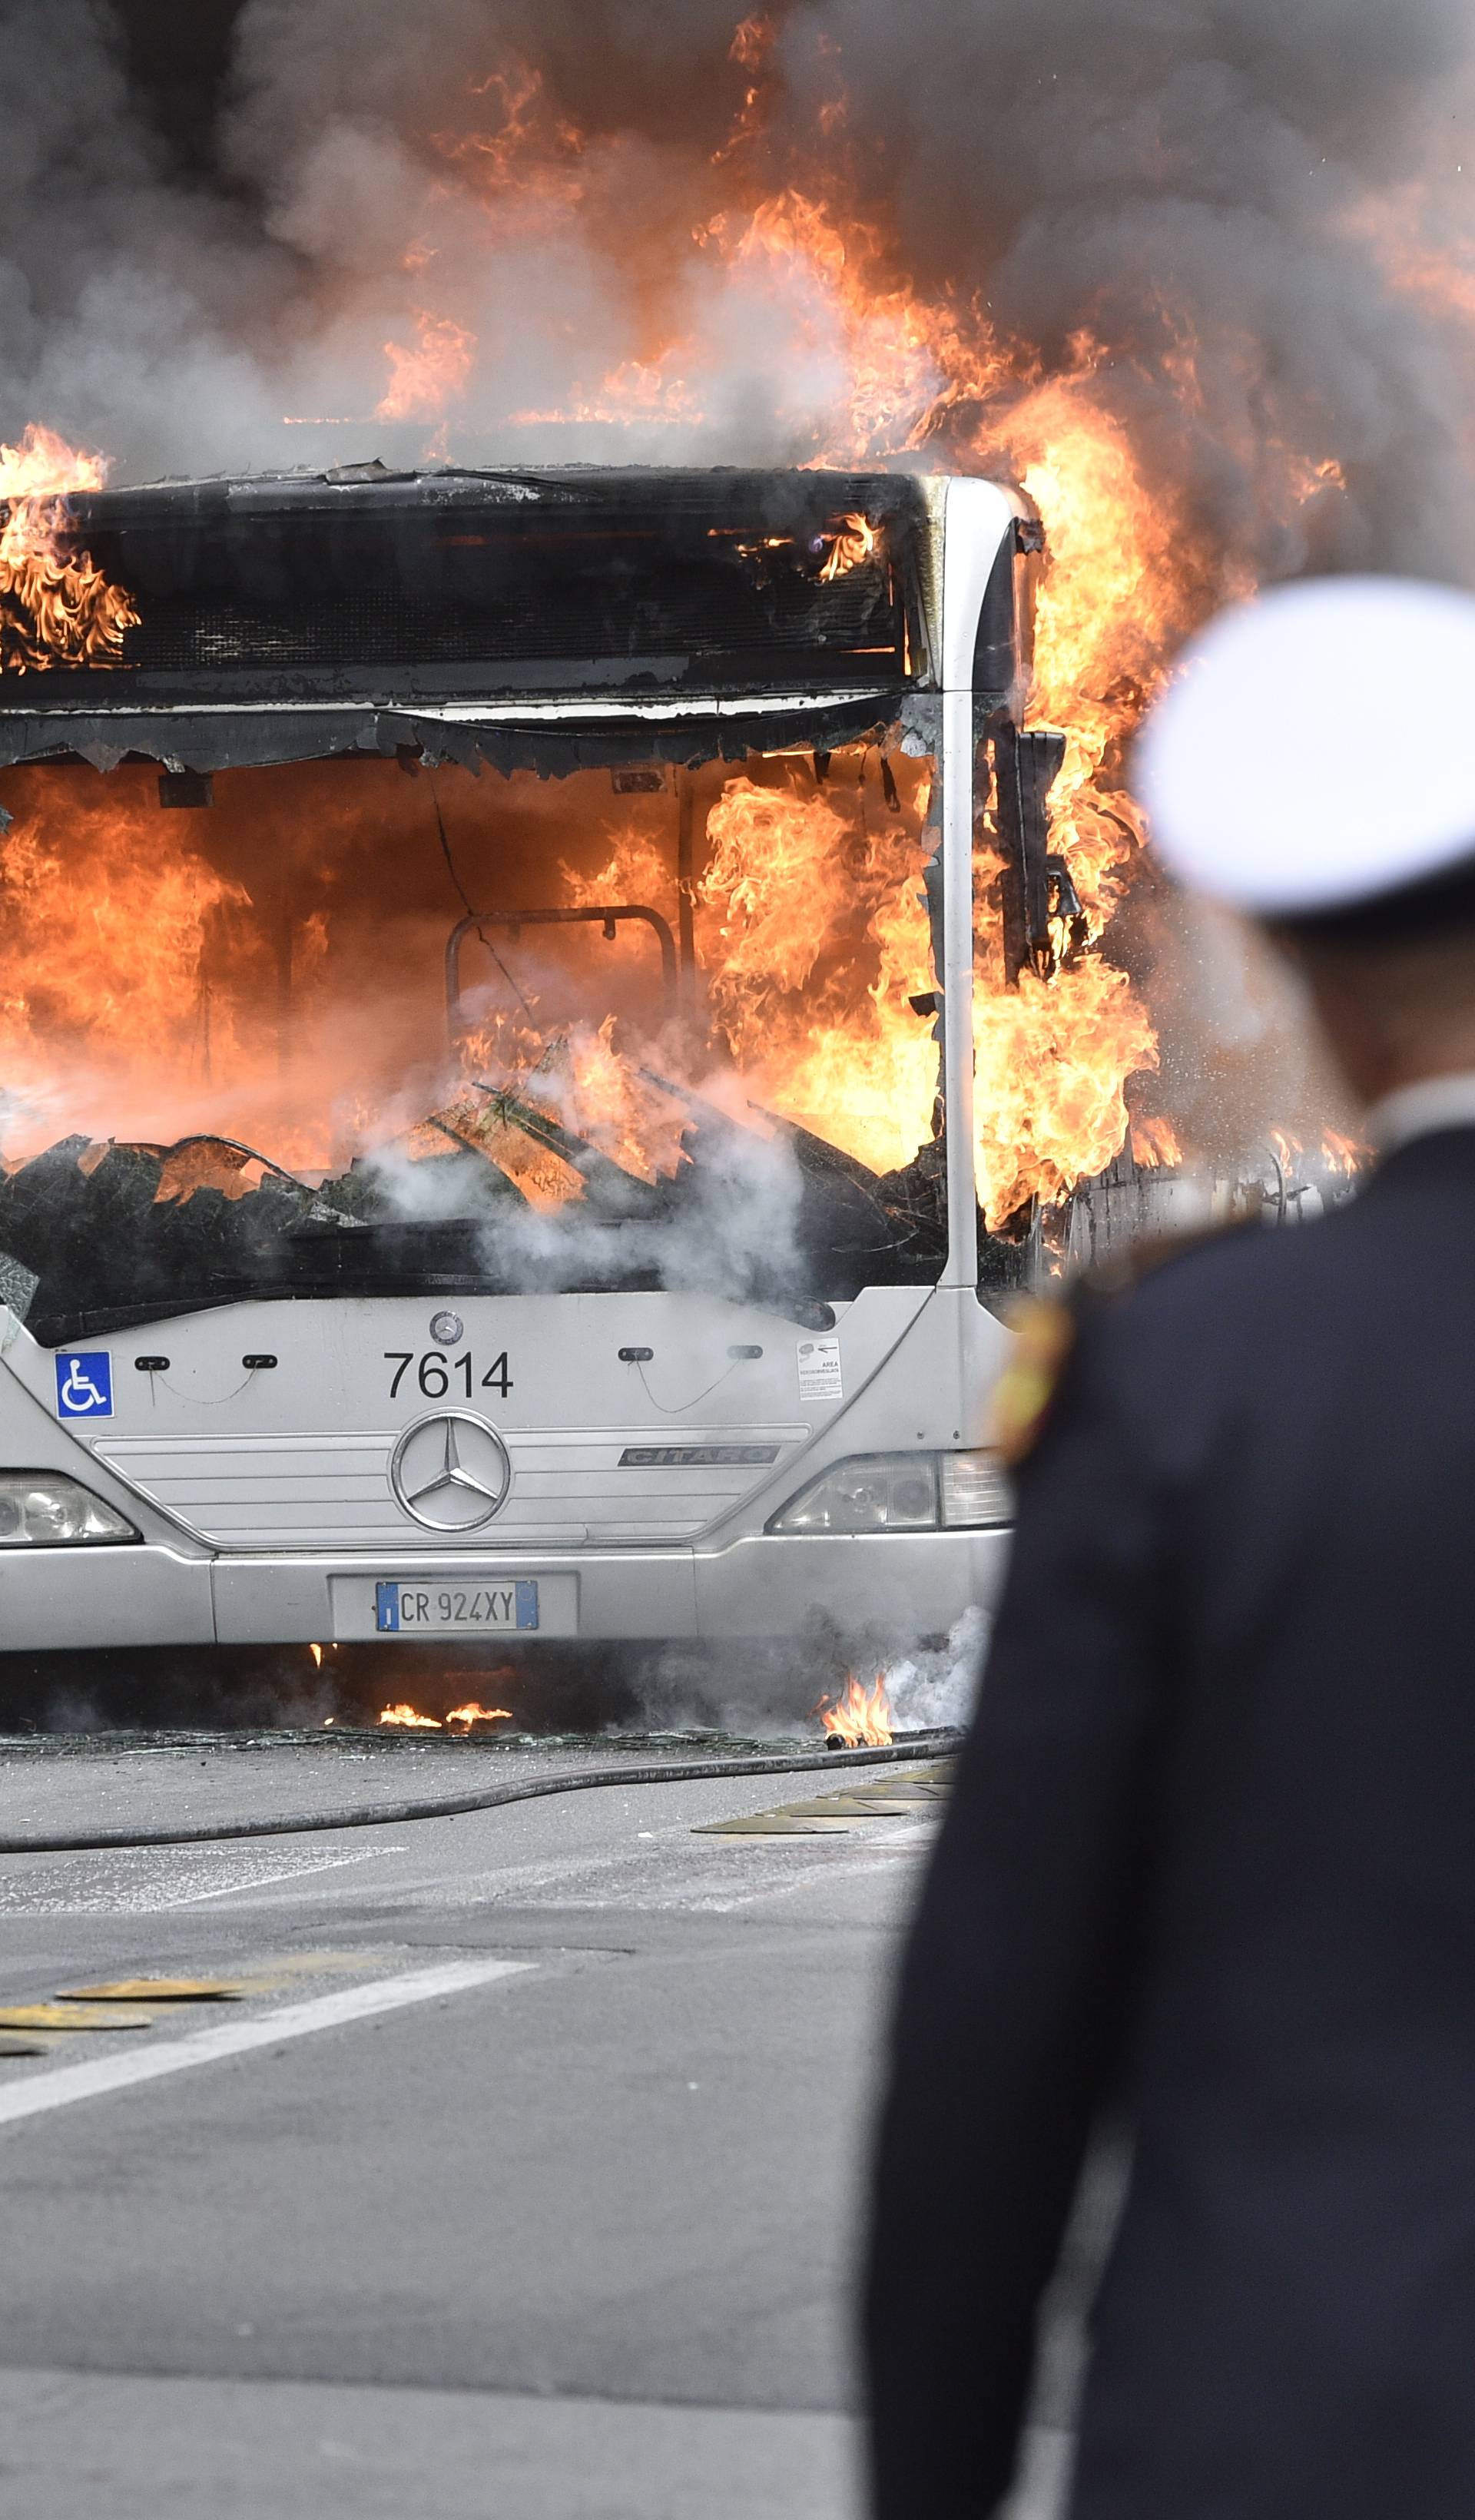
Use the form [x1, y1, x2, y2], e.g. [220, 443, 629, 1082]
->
[0, 464, 1049, 1660]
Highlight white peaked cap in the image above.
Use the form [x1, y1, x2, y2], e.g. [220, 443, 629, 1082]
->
[1135, 575, 1475, 917]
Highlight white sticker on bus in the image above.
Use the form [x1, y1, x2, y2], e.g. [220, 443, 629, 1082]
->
[797, 1334, 843, 1401]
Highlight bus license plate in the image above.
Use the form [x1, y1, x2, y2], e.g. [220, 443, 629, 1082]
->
[375, 1580, 539, 1635]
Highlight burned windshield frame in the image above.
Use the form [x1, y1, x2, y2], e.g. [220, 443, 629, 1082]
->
[0, 729, 950, 1345]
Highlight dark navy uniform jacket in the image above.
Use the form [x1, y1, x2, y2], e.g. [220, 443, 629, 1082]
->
[866, 1129, 1475, 2520]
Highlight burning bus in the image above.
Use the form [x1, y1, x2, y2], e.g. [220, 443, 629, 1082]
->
[0, 459, 1060, 1657]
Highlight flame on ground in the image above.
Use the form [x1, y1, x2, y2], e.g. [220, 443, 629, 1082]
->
[0, 425, 138, 675]
[815, 1672, 894, 1748]
[376, 1700, 512, 1731]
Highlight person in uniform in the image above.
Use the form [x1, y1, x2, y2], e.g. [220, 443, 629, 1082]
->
[864, 575, 1475, 2520]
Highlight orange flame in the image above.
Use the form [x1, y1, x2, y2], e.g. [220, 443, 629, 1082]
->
[341, 61, 1265, 1215]
[0, 425, 138, 674]
[1130, 1116, 1182, 1169]
[815, 1672, 894, 1747]
[274, 22, 1397, 1226]
[466, 176, 1172, 1217]
[693, 766, 940, 1176]
[714, 13, 776, 164]
[816, 511, 881, 579]
[494, 756, 941, 1185]
[0, 749, 917, 1182]
[696, 188, 998, 462]
[444, 1702, 513, 1729]
[377, 1703, 443, 1729]
[0, 774, 251, 1153]
[376, 311, 476, 423]
[10, 38, 1311, 1219]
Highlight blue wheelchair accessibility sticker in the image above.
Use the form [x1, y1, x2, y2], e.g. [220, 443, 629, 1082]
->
[55, 1352, 114, 1420]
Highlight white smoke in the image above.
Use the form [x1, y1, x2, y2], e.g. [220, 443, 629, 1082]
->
[883, 1603, 988, 1734]
[357, 1093, 808, 1305]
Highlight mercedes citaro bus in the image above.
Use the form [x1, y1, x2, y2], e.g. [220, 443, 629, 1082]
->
[0, 463, 1053, 1659]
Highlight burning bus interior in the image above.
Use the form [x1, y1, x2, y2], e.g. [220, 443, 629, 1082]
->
[0, 451, 1373, 1355]
[0, 725, 1368, 1351]
[0, 735, 978, 1345]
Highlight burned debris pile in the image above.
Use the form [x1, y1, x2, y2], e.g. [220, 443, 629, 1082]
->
[0, 1136, 360, 1344]
[0, 1084, 954, 1346]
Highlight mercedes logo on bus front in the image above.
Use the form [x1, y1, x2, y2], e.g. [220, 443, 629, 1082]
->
[389, 1412, 512, 1533]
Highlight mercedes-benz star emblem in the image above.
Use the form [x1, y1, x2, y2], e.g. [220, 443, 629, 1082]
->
[389, 1412, 511, 1533]
[429, 1310, 464, 1346]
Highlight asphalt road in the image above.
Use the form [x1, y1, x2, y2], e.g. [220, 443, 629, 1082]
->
[0, 1736, 1049, 2519]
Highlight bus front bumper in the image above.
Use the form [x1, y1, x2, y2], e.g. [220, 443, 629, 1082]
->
[0, 1529, 1013, 1651]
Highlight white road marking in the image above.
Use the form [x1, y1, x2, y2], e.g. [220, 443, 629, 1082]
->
[0, 1956, 535, 2131]
[180, 1848, 409, 1904]
[0, 1845, 406, 1917]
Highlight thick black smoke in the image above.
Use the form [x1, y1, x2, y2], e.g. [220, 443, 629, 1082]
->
[0, 0, 1472, 590]
[774, 0, 1475, 579]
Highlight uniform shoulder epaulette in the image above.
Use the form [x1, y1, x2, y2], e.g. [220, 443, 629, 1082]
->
[990, 1222, 1242, 1467]
[990, 1292, 1078, 1467]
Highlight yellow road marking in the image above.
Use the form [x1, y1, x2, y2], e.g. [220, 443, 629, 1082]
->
[0, 2004, 157, 2032]
[0, 1958, 535, 2130]
[694, 1759, 956, 1839]
[694, 1815, 855, 1836]
[58, 1981, 247, 2003]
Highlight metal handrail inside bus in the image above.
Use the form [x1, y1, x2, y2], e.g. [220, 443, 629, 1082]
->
[445, 904, 680, 1046]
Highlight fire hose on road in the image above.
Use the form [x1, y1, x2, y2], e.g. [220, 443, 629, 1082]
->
[0, 1732, 962, 1856]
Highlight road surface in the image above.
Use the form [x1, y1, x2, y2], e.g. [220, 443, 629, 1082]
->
[0, 1734, 1056, 2519]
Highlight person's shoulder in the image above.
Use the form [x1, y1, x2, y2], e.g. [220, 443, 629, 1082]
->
[1079, 1217, 1262, 1305]
[991, 1214, 1308, 1467]
[1092, 1189, 1377, 1338]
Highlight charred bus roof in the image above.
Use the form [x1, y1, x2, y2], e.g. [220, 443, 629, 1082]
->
[0, 464, 1027, 777]
[38, 463, 926, 694]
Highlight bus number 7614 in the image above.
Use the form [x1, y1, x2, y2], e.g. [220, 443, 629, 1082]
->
[384, 1351, 514, 1401]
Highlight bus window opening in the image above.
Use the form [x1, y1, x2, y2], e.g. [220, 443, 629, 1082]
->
[0, 740, 950, 1341]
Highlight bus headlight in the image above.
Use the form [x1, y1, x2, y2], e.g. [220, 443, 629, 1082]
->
[766, 1449, 1012, 1535]
[0, 1471, 140, 1547]
[940, 1449, 1014, 1528]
